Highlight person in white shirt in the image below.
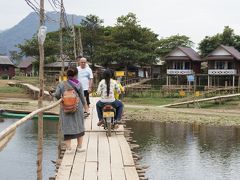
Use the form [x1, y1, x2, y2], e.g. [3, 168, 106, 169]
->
[96, 69, 124, 126]
[76, 56, 93, 115]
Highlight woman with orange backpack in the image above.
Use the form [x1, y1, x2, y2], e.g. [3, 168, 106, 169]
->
[50, 67, 88, 154]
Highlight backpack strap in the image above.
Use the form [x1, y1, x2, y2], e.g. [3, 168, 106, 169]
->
[67, 80, 81, 97]
[63, 81, 69, 91]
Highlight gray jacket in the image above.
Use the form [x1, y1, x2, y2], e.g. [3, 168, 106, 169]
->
[53, 80, 86, 135]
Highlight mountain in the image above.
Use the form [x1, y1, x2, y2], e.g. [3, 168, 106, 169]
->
[0, 11, 84, 54]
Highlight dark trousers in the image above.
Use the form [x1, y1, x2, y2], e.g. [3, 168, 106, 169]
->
[96, 100, 123, 121]
[84, 90, 90, 105]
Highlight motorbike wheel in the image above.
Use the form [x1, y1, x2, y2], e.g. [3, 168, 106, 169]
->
[107, 122, 111, 137]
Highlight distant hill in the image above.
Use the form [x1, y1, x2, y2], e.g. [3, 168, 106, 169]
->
[0, 11, 84, 54]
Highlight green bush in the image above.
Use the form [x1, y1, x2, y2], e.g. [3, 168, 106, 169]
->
[1, 74, 9, 79]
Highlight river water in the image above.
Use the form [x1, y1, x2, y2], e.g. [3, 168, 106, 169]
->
[1, 119, 240, 180]
[127, 121, 240, 180]
[0, 119, 58, 180]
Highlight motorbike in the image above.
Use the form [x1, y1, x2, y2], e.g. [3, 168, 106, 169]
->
[102, 104, 116, 136]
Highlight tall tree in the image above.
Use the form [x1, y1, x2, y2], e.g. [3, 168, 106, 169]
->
[80, 15, 104, 66]
[9, 50, 22, 65]
[199, 26, 240, 57]
[156, 35, 193, 58]
[103, 13, 159, 69]
[93, 26, 117, 66]
[18, 29, 74, 69]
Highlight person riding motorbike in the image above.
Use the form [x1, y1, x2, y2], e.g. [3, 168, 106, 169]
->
[96, 69, 124, 126]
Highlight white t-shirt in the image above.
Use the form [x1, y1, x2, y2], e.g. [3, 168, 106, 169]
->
[77, 66, 93, 90]
[97, 79, 120, 102]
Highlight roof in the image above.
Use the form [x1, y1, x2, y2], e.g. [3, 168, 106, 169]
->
[45, 60, 103, 68]
[221, 45, 240, 60]
[45, 61, 72, 68]
[165, 46, 201, 61]
[18, 57, 36, 68]
[0, 56, 14, 65]
[205, 45, 240, 61]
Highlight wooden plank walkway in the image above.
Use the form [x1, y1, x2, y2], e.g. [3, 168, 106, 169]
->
[8, 82, 51, 99]
[56, 98, 139, 180]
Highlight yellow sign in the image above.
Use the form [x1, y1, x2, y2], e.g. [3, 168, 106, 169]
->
[195, 91, 200, 97]
[179, 90, 186, 97]
[103, 111, 114, 118]
[59, 76, 67, 82]
[115, 71, 125, 77]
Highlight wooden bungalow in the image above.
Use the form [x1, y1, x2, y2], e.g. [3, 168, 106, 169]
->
[164, 47, 201, 87]
[0, 56, 15, 79]
[45, 59, 103, 84]
[205, 45, 240, 88]
[18, 57, 36, 76]
[44, 60, 71, 83]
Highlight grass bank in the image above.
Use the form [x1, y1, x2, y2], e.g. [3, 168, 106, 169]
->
[123, 97, 179, 106]
[123, 96, 240, 126]
[0, 86, 25, 93]
[124, 107, 240, 126]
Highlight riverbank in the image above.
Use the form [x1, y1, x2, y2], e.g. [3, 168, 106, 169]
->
[124, 106, 240, 126]
[1, 79, 240, 126]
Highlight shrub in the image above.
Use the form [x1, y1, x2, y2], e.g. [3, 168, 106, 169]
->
[1, 74, 9, 79]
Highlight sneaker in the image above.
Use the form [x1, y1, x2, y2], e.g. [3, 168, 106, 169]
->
[77, 147, 85, 153]
[97, 120, 104, 126]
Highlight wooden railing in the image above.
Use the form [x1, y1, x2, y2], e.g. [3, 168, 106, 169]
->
[121, 77, 142, 86]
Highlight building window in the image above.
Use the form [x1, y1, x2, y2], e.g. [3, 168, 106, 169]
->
[173, 62, 183, 69]
[227, 62, 233, 69]
[184, 62, 190, 69]
[3, 65, 9, 71]
[215, 61, 225, 69]
[173, 61, 191, 69]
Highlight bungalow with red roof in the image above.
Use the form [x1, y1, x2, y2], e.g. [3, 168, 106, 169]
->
[205, 45, 240, 88]
[0, 56, 15, 79]
[164, 47, 201, 87]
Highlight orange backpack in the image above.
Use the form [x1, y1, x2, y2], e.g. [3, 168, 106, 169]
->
[62, 81, 79, 113]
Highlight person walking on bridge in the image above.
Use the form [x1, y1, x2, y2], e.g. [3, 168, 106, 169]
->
[50, 67, 87, 153]
[76, 56, 93, 117]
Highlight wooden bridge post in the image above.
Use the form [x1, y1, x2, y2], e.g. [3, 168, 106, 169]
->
[37, 0, 45, 179]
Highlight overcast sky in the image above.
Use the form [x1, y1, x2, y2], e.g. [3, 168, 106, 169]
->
[0, 0, 240, 46]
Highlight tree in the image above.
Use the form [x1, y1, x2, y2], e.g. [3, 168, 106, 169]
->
[18, 29, 74, 68]
[99, 13, 159, 70]
[156, 35, 193, 58]
[93, 26, 117, 66]
[9, 50, 22, 65]
[80, 15, 104, 66]
[199, 26, 240, 57]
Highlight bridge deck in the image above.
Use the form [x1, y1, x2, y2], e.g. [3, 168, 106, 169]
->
[55, 98, 139, 180]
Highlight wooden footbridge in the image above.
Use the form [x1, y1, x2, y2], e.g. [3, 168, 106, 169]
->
[0, 96, 140, 180]
[56, 98, 139, 180]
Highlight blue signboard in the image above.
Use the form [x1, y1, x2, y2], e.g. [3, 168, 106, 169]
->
[187, 75, 195, 82]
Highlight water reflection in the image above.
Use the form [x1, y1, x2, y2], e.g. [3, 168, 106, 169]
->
[127, 121, 240, 180]
[0, 119, 58, 180]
